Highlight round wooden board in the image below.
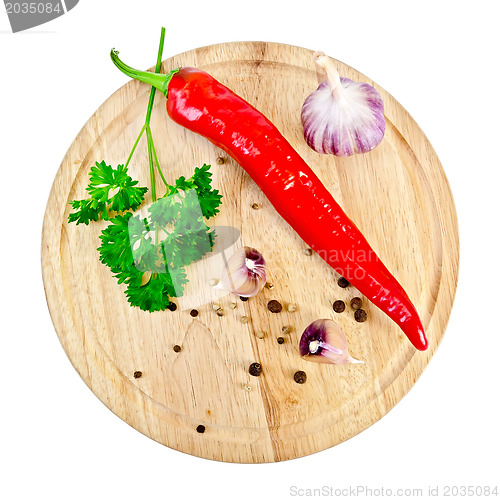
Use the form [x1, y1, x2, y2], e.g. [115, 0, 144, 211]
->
[42, 42, 459, 463]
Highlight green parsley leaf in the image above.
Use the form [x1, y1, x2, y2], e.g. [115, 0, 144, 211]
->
[148, 193, 183, 227]
[164, 164, 222, 219]
[119, 266, 189, 312]
[98, 213, 136, 269]
[68, 198, 108, 225]
[191, 165, 222, 217]
[94, 164, 222, 312]
[162, 225, 214, 269]
[68, 161, 148, 225]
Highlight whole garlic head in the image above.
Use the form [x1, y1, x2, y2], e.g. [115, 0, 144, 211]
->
[301, 52, 385, 156]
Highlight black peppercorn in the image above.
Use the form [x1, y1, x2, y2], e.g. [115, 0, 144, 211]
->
[277, 336, 285, 344]
[167, 302, 177, 311]
[294, 371, 307, 384]
[190, 309, 199, 317]
[196, 425, 206, 434]
[173, 345, 182, 353]
[240, 296, 249, 302]
[350, 297, 362, 310]
[332, 300, 345, 313]
[133, 371, 142, 379]
[337, 277, 350, 288]
[249, 362, 262, 377]
[354, 309, 368, 322]
[267, 300, 283, 313]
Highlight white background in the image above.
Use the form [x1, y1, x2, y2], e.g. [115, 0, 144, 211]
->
[1, 1, 499, 499]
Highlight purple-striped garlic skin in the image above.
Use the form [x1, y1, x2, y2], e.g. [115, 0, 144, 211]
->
[220, 246, 266, 297]
[299, 319, 363, 365]
[301, 54, 385, 157]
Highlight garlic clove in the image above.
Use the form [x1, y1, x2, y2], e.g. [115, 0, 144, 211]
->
[219, 246, 266, 297]
[301, 51, 385, 156]
[299, 319, 363, 365]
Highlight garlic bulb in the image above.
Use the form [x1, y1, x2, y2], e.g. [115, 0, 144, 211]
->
[301, 51, 385, 156]
[219, 246, 266, 297]
[299, 319, 363, 365]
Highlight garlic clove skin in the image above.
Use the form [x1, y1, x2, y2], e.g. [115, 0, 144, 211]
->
[219, 246, 266, 297]
[299, 319, 363, 365]
[301, 52, 385, 156]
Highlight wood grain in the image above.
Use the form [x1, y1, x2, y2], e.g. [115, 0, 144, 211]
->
[41, 42, 459, 463]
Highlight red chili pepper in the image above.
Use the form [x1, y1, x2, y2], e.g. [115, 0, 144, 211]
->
[111, 52, 429, 351]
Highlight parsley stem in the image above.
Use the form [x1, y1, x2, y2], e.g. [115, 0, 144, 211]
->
[147, 130, 157, 202]
[149, 129, 169, 187]
[143, 27, 166, 202]
[115, 27, 172, 198]
[145, 27, 165, 127]
[124, 125, 146, 169]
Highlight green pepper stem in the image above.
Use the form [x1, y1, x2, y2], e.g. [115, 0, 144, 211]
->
[110, 46, 179, 98]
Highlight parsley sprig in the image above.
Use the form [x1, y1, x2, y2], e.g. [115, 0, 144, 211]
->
[68, 161, 148, 225]
[67, 28, 222, 312]
[97, 166, 221, 311]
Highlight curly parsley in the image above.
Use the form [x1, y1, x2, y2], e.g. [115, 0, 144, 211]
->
[67, 28, 223, 312]
[95, 167, 221, 311]
[68, 161, 148, 225]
